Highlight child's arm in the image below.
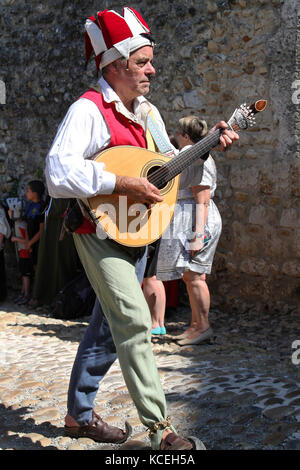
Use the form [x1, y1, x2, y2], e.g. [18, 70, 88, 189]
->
[11, 236, 26, 244]
[26, 222, 44, 250]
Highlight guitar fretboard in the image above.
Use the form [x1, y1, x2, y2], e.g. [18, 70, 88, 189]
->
[148, 128, 222, 189]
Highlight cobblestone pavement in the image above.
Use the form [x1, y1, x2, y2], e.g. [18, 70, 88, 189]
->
[0, 296, 300, 451]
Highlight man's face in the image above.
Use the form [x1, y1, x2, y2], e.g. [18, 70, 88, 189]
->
[115, 46, 155, 99]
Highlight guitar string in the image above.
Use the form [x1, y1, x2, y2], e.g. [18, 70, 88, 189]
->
[148, 135, 216, 187]
[148, 129, 222, 188]
[149, 129, 222, 186]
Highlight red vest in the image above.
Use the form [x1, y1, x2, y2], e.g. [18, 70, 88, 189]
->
[75, 89, 148, 234]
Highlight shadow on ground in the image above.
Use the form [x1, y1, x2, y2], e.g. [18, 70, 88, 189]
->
[0, 403, 63, 450]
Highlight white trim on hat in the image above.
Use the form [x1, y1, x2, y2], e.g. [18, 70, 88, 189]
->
[85, 19, 107, 56]
[123, 7, 150, 35]
[126, 35, 153, 54]
[100, 35, 153, 69]
[100, 48, 123, 70]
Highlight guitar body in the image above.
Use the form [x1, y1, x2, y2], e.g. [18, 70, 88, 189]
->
[87, 146, 180, 247]
[87, 99, 267, 248]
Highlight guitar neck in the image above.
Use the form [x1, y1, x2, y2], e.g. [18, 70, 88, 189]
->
[147, 128, 222, 189]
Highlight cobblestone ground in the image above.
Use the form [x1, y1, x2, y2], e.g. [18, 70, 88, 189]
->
[0, 295, 300, 451]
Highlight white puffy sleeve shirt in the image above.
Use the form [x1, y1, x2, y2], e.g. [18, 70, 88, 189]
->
[45, 97, 116, 199]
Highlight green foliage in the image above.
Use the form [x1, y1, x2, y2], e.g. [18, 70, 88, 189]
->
[35, 168, 44, 179]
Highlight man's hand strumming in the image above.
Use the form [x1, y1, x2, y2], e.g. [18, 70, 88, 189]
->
[114, 176, 163, 205]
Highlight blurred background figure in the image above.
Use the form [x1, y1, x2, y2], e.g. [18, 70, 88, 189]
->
[29, 198, 81, 309]
[156, 116, 222, 346]
[10, 180, 45, 305]
[0, 202, 11, 302]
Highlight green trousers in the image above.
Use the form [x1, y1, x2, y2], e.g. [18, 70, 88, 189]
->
[73, 233, 175, 449]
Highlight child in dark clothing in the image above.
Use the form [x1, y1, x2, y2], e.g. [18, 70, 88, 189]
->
[24, 181, 45, 268]
[11, 180, 45, 305]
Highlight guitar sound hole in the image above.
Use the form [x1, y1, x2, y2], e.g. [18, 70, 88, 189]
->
[147, 165, 168, 190]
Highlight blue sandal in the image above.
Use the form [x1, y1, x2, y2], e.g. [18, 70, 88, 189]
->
[151, 326, 161, 335]
[151, 326, 167, 335]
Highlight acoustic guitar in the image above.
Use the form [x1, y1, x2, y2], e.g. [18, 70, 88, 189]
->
[87, 100, 267, 247]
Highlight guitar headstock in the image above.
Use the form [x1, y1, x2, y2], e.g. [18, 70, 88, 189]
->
[227, 99, 267, 132]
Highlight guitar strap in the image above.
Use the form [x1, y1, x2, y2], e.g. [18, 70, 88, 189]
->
[146, 111, 173, 155]
[145, 122, 157, 152]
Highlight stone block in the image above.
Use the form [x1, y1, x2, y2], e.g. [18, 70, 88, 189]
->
[179, 46, 192, 59]
[258, 66, 268, 75]
[280, 209, 300, 229]
[262, 432, 286, 446]
[210, 83, 220, 92]
[248, 206, 266, 225]
[207, 40, 219, 53]
[259, 173, 275, 195]
[0, 142, 7, 155]
[182, 76, 193, 90]
[265, 196, 281, 206]
[172, 95, 185, 111]
[240, 258, 269, 276]
[230, 68, 243, 78]
[245, 149, 257, 159]
[206, 1, 218, 14]
[281, 261, 300, 278]
[183, 90, 203, 108]
[67, 443, 85, 450]
[262, 406, 294, 420]
[230, 167, 259, 189]
[225, 149, 242, 160]
[205, 70, 217, 82]
[234, 192, 249, 202]
[213, 25, 224, 37]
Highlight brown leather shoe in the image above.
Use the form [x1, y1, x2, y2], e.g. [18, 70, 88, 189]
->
[160, 432, 194, 450]
[64, 411, 131, 444]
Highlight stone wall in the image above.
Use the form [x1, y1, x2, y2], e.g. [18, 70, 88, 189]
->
[0, 0, 299, 312]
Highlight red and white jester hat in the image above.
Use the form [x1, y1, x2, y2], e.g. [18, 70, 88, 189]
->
[85, 7, 154, 70]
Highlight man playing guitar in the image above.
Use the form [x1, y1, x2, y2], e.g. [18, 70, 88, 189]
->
[45, 7, 238, 450]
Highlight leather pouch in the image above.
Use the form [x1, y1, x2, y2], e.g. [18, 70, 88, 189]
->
[62, 199, 83, 233]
